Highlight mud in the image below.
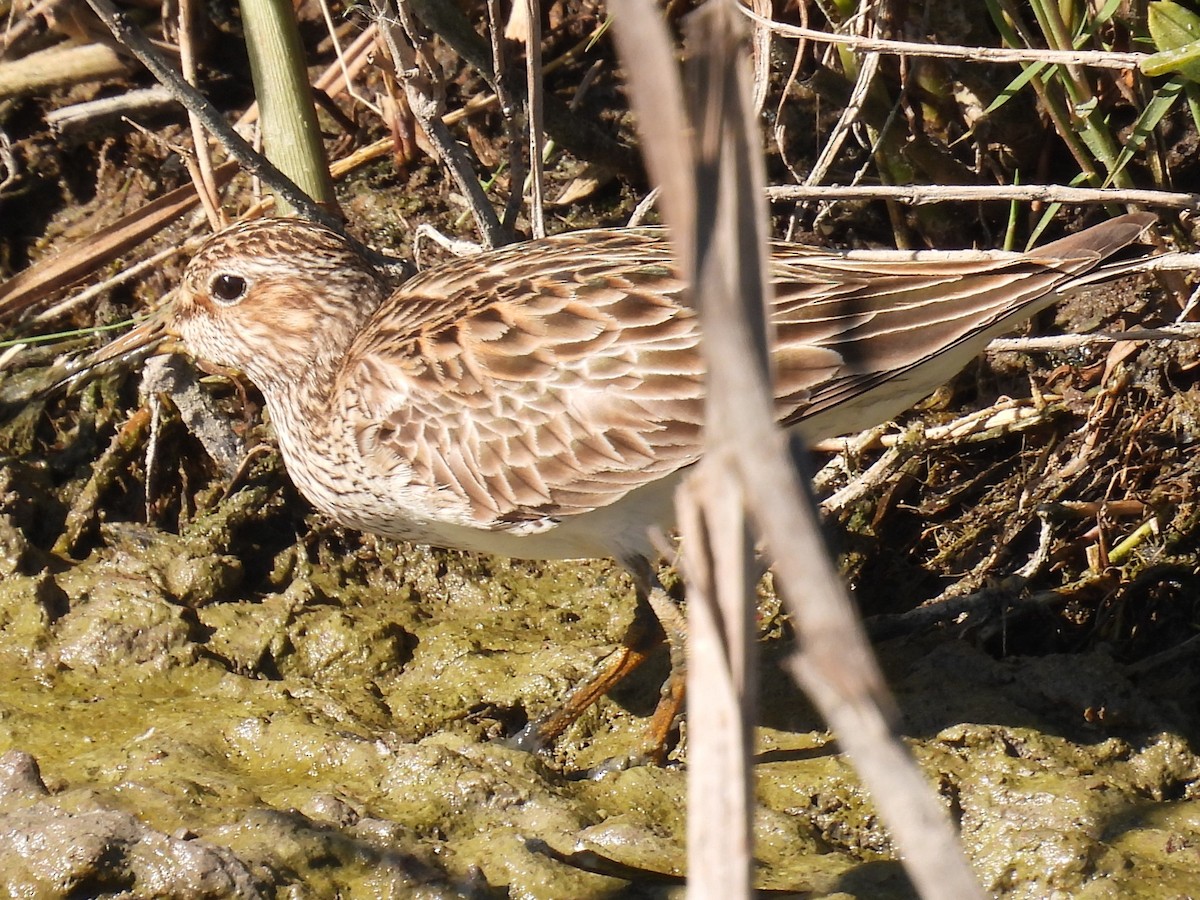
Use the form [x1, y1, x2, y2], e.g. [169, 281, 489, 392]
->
[0, 456, 1197, 897]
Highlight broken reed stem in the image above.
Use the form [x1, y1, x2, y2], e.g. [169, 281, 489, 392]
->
[615, 0, 987, 896]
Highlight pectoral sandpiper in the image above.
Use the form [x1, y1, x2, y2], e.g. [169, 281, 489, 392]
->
[91, 212, 1156, 757]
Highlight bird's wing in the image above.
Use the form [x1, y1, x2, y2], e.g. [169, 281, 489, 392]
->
[337, 216, 1150, 527]
[767, 253, 1078, 426]
[766, 212, 1154, 428]
[339, 229, 838, 528]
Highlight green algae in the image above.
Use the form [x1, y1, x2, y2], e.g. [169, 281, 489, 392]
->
[1, 506, 1199, 897]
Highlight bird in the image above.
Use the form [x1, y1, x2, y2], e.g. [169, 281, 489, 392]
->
[91, 211, 1155, 758]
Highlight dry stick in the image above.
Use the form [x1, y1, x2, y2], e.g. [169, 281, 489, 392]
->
[621, 0, 759, 892]
[609, 0, 748, 894]
[682, 6, 763, 894]
[776, 2, 811, 241]
[615, 0, 984, 896]
[835, 1, 918, 240]
[405, 0, 639, 176]
[45, 87, 175, 136]
[865, 583, 1022, 642]
[627, 0, 984, 895]
[766, 182, 1200, 207]
[814, 398, 1055, 457]
[706, 0, 986, 887]
[316, 23, 379, 100]
[83, 0, 342, 233]
[687, 143, 763, 900]
[520, 0, 546, 239]
[803, 3, 882, 195]
[313, 143, 1200, 212]
[738, 4, 1145, 67]
[746, 0, 772, 116]
[989, 323, 1200, 352]
[0, 42, 128, 99]
[676, 476, 754, 897]
[701, 9, 985, 895]
[32, 243, 188, 324]
[315, 0, 381, 115]
[484, 0, 527, 235]
[756, 404, 988, 900]
[1066, 251, 1200, 276]
[1, 0, 63, 53]
[177, 0, 223, 230]
[606, 9, 694, 272]
[376, 0, 504, 248]
[237, 22, 380, 127]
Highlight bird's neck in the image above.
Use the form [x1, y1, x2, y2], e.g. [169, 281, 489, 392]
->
[242, 336, 336, 406]
[240, 279, 386, 481]
[258, 360, 345, 495]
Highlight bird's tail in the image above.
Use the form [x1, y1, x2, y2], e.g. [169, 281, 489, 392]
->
[1028, 212, 1157, 280]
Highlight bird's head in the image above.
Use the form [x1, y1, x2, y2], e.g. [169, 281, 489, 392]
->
[170, 218, 386, 391]
[74, 218, 390, 396]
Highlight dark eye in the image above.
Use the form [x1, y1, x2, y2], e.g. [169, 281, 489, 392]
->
[210, 273, 247, 304]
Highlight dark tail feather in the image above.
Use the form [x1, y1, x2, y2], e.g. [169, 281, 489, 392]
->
[1030, 212, 1157, 268]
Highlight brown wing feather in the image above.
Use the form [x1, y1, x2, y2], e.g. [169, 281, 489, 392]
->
[344, 233, 722, 525]
[766, 211, 1153, 427]
[339, 216, 1150, 528]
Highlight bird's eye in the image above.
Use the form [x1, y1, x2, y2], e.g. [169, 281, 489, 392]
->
[210, 273, 248, 304]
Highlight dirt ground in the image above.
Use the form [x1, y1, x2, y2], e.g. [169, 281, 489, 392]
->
[4, 0, 1200, 897]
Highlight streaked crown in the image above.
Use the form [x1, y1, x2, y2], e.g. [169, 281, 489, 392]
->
[173, 218, 386, 391]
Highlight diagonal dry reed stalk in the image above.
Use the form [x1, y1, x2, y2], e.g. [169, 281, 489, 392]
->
[611, 0, 986, 896]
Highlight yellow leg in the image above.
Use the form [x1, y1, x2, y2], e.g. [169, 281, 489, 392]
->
[510, 557, 688, 764]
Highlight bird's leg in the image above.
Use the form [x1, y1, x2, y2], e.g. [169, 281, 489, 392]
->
[510, 576, 663, 751]
[510, 557, 683, 755]
[637, 564, 688, 765]
[504, 556, 672, 753]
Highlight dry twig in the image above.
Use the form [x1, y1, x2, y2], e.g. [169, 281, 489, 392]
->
[739, 4, 1145, 68]
[613, 0, 985, 896]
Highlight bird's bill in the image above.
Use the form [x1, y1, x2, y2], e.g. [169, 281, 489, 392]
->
[53, 305, 180, 393]
[91, 306, 180, 366]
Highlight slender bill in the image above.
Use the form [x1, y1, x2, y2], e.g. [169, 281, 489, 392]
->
[53, 305, 179, 393]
